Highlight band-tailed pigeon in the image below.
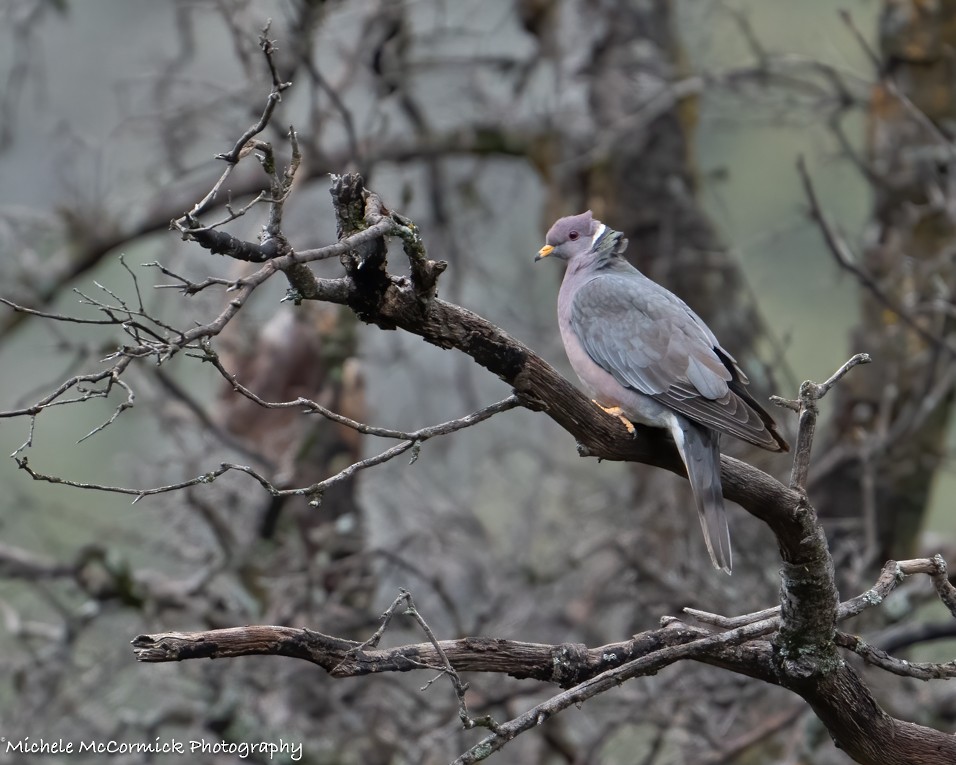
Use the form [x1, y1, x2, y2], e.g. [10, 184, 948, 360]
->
[536, 211, 789, 573]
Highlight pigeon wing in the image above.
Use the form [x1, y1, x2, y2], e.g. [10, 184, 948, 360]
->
[569, 273, 782, 450]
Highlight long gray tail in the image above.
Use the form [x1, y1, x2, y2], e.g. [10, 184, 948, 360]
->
[669, 415, 732, 574]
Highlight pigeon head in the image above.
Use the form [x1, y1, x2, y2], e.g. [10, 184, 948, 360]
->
[535, 211, 600, 262]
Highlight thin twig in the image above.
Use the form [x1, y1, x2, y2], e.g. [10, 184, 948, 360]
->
[796, 155, 954, 358]
[400, 590, 493, 731]
[13, 395, 520, 503]
[172, 21, 291, 230]
[835, 631, 956, 681]
[202, 339, 519, 441]
[838, 10, 882, 74]
[451, 615, 780, 764]
[770, 353, 870, 491]
[685, 557, 953, 632]
[0, 297, 119, 325]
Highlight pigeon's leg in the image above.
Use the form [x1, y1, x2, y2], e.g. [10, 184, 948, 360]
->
[593, 402, 636, 436]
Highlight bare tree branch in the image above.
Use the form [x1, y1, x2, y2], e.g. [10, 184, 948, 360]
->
[131, 552, 956, 762]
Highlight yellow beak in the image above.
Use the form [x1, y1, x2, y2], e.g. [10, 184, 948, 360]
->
[535, 244, 554, 262]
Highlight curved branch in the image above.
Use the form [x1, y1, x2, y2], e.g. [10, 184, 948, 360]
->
[130, 620, 772, 685]
[296, 175, 955, 765]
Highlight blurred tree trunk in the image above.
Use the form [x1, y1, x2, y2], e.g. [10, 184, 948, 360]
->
[217, 301, 375, 632]
[815, 0, 956, 574]
[543, 1, 779, 384]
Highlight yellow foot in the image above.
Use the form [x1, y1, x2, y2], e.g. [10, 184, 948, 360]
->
[594, 402, 636, 436]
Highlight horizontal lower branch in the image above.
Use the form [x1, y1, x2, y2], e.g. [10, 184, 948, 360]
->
[131, 622, 733, 688]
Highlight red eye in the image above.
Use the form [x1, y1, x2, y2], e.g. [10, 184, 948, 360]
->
[568, 230, 579, 241]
